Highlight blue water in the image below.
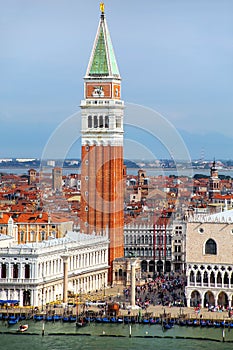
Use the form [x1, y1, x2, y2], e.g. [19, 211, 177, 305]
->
[0, 320, 232, 350]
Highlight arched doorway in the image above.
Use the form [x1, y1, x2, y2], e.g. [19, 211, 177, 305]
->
[141, 260, 147, 273]
[149, 260, 155, 273]
[157, 260, 163, 275]
[23, 290, 31, 306]
[165, 261, 171, 273]
[190, 290, 201, 307]
[204, 291, 215, 307]
[218, 291, 228, 308]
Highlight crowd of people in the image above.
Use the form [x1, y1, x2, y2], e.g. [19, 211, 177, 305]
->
[122, 273, 186, 310]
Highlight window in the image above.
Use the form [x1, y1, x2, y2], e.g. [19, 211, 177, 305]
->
[20, 231, 24, 242]
[41, 231, 45, 241]
[105, 116, 109, 128]
[94, 115, 98, 128]
[99, 115, 104, 128]
[25, 264, 30, 279]
[13, 264, 18, 279]
[30, 231, 35, 241]
[205, 239, 217, 255]
[116, 117, 121, 128]
[88, 115, 92, 128]
[1, 263, 6, 278]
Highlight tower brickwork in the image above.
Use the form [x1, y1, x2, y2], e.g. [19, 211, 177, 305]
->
[209, 160, 220, 199]
[80, 5, 124, 281]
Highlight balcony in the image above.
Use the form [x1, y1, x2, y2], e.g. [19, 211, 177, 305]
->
[0, 278, 37, 284]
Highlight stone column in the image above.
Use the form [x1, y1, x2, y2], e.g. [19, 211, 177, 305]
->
[61, 254, 69, 304]
[131, 259, 137, 307]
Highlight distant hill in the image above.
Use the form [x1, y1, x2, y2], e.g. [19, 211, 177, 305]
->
[124, 160, 139, 168]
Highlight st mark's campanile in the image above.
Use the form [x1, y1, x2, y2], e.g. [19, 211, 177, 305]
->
[80, 3, 124, 282]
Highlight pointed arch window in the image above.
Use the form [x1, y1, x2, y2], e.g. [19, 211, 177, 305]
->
[190, 271, 195, 283]
[205, 239, 217, 255]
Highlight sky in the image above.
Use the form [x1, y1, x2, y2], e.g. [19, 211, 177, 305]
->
[0, 0, 233, 160]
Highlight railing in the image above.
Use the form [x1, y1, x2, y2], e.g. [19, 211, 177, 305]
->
[0, 278, 37, 284]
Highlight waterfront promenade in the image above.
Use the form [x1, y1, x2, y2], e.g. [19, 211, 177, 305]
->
[1, 285, 231, 323]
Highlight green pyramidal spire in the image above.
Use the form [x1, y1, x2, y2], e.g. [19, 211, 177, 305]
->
[86, 11, 120, 78]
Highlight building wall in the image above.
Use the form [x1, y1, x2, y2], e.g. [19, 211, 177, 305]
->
[186, 222, 233, 264]
[185, 215, 233, 308]
[124, 221, 186, 275]
[0, 233, 109, 307]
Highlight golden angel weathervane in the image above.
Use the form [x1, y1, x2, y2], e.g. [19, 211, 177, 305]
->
[100, 2, 105, 14]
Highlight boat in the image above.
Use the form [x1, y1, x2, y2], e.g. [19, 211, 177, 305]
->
[110, 317, 117, 323]
[123, 317, 131, 324]
[52, 314, 62, 321]
[19, 315, 26, 321]
[200, 320, 207, 327]
[17, 324, 28, 333]
[213, 321, 221, 328]
[179, 319, 186, 326]
[131, 316, 137, 324]
[142, 318, 149, 324]
[8, 319, 19, 325]
[162, 321, 172, 330]
[62, 316, 70, 322]
[8, 316, 20, 325]
[193, 319, 200, 327]
[45, 315, 53, 322]
[186, 319, 193, 326]
[76, 317, 87, 327]
[34, 314, 44, 321]
[69, 316, 77, 323]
